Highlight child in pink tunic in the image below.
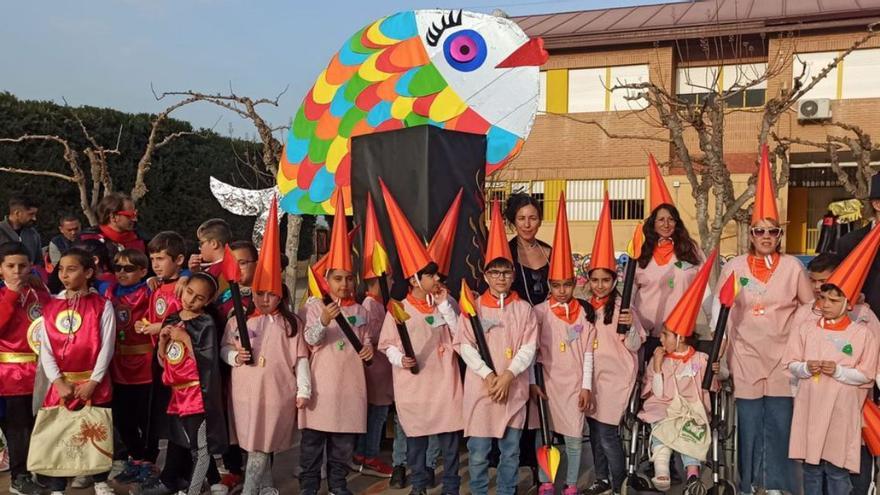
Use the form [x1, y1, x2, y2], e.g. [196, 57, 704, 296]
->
[378, 262, 463, 495]
[222, 285, 310, 495]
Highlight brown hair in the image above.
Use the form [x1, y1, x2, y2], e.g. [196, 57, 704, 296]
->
[197, 218, 232, 246]
[97, 192, 132, 225]
[114, 248, 149, 270]
[148, 231, 186, 259]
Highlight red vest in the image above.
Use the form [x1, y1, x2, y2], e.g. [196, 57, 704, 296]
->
[149, 281, 182, 324]
[42, 293, 112, 408]
[0, 287, 49, 396]
[161, 337, 204, 417]
[105, 283, 153, 385]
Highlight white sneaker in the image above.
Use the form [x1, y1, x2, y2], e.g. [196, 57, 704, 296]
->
[259, 488, 279, 495]
[210, 483, 230, 495]
[71, 475, 94, 488]
[94, 481, 115, 495]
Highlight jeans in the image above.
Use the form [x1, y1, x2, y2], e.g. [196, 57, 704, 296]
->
[355, 404, 389, 458]
[850, 445, 873, 495]
[650, 436, 700, 467]
[299, 429, 356, 495]
[535, 432, 583, 485]
[588, 417, 626, 491]
[803, 461, 852, 495]
[467, 427, 522, 495]
[393, 412, 440, 468]
[737, 396, 795, 492]
[408, 431, 461, 492]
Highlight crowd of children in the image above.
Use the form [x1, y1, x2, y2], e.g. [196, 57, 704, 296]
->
[2, 146, 880, 495]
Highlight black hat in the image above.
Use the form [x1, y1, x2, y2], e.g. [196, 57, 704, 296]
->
[871, 174, 880, 200]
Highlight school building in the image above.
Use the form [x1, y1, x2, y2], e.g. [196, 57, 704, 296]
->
[500, 0, 880, 257]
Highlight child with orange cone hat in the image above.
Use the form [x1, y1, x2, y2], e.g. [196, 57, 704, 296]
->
[453, 199, 538, 495]
[221, 197, 311, 494]
[639, 250, 719, 491]
[784, 223, 880, 492]
[529, 192, 597, 495]
[583, 192, 646, 495]
[297, 192, 373, 495]
[376, 180, 464, 495]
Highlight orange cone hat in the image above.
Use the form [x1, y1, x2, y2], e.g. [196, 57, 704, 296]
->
[379, 178, 432, 278]
[548, 191, 574, 281]
[362, 194, 391, 279]
[751, 144, 779, 224]
[664, 249, 717, 337]
[325, 191, 353, 274]
[484, 199, 513, 267]
[648, 154, 675, 211]
[589, 191, 616, 273]
[826, 222, 880, 304]
[428, 189, 463, 277]
[252, 196, 282, 296]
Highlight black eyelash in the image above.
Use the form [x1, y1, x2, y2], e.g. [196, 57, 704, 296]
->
[426, 10, 462, 47]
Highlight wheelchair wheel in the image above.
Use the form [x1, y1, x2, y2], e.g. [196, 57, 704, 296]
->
[707, 479, 737, 495]
[621, 473, 654, 495]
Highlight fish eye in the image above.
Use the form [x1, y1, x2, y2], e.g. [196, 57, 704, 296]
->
[443, 30, 487, 72]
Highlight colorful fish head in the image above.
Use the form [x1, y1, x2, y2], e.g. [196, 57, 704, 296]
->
[276, 10, 546, 215]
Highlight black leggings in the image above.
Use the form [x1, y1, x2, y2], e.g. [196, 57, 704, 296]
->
[159, 416, 220, 492]
[0, 395, 35, 478]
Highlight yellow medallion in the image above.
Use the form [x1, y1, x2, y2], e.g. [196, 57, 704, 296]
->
[27, 318, 42, 354]
[54, 309, 82, 335]
[166, 341, 185, 365]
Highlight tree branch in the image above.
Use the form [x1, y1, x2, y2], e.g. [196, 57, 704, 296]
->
[0, 166, 77, 182]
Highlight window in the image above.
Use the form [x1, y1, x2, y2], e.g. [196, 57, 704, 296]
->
[565, 180, 604, 221]
[842, 49, 880, 99]
[537, 71, 547, 114]
[676, 63, 766, 107]
[484, 181, 545, 220]
[568, 65, 649, 113]
[608, 179, 646, 220]
[793, 51, 839, 99]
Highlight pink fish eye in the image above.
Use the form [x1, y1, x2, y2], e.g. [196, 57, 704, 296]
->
[443, 29, 487, 72]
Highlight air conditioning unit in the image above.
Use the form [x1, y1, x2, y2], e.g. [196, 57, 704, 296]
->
[797, 98, 832, 121]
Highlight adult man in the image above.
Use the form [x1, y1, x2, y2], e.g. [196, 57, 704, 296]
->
[80, 192, 147, 255]
[0, 196, 42, 266]
[47, 215, 81, 266]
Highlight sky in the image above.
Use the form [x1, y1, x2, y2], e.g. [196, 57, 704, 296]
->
[1, 0, 665, 140]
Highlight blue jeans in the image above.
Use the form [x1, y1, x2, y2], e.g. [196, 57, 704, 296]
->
[467, 427, 522, 495]
[534, 432, 583, 486]
[355, 404, 389, 458]
[588, 417, 626, 491]
[737, 396, 796, 492]
[408, 431, 461, 492]
[392, 412, 440, 468]
[803, 461, 852, 495]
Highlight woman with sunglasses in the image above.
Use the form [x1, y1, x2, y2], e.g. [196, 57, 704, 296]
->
[714, 147, 813, 495]
[80, 192, 148, 257]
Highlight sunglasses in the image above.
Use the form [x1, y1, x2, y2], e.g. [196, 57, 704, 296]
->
[750, 227, 783, 237]
[115, 210, 138, 219]
[113, 264, 140, 273]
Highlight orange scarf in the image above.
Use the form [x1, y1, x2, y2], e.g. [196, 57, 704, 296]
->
[480, 291, 520, 309]
[406, 293, 434, 314]
[590, 295, 609, 310]
[820, 315, 851, 331]
[550, 298, 581, 324]
[748, 253, 780, 284]
[653, 239, 675, 266]
[665, 346, 695, 362]
[335, 297, 357, 307]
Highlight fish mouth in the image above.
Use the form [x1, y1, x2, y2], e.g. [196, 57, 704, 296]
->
[496, 37, 548, 68]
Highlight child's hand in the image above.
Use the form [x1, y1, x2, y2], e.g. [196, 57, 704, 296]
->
[578, 388, 593, 413]
[358, 344, 374, 362]
[74, 380, 98, 402]
[489, 370, 515, 403]
[159, 325, 173, 339]
[296, 397, 308, 409]
[807, 360, 823, 375]
[53, 379, 74, 401]
[188, 254, 203, 273]
[483, 372, 498, 393]
[820, 360, 837, 376]
[3, 274, 23, 293]
[435, 284, 449, 303]
[653, 346, 665, 372]
[618, 309, 633, 326]
[401, 356, 417, 369]
[529, 384, 548, 401]
[174, 277, 189, 299]
[711, 361, 721, 374]
[320, 302, 341, 326]
[146, 277, 160, 292]
[169, 325, 187, 342]
[235, 350, 251, 366]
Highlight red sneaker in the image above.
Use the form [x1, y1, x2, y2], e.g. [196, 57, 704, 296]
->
[350, 454, 366, 471]
[360, 457, 393, 478]
[220, 472, 243, 489]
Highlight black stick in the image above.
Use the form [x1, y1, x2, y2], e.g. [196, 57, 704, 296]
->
[378, 276, 418, 374]
[702, 305, 730, 390]
[534, 363, 552, 447]
[617, 256, 638, 334]
[469, 314, 495, 373]
[229, 282, 253, 365]
[322, 294, 372, 366]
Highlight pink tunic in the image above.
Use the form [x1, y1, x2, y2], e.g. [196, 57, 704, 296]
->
[377, 296, 463, 437]
[298, 298, 369, 434]
[633, 250, 704, 337]
[718, 254, 813, 399]
[224, 314, 309, 452]
[785, 318, 879, 472]
[639, 350, 713, 424]
[454, 297, 538, 438]
[587, 301, 646, 426]
[531, 301, 596, 438]
[362, 295, 394, 406]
